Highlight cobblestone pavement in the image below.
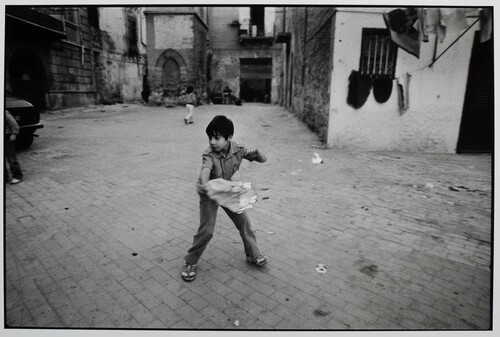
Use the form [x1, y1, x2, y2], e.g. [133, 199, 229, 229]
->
[3, 102, 493, 332]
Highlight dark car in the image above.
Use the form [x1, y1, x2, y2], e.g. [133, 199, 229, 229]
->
[5, 91, 44, 148]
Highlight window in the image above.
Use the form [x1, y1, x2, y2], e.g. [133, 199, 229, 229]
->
[126, 15, 139, 55]
[59, 7, 78, 24]
[87, 6, 99, 28]
[250, 6, 265, 37]
[52, 7, 80, 43]
[359, 28, 397, 79]
[239, 7, 275, 38]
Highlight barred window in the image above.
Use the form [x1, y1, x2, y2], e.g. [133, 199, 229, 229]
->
[359, 28, 397, 79]
[127, 16, 139, 55]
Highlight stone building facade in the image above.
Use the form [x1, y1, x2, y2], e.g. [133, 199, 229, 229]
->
[5, 6, 146, 110]
[143, 7, 209, 105]
[93, 7, 147, 105]
[276, 7, 334, 142]
[276, 7, 493, 153]
[208, 6, 282, 104]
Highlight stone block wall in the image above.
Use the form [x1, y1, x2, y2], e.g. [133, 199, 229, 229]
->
[145, 10, 208, 105]
[46, 7, 96, 109]
[284, 7, 334, 142]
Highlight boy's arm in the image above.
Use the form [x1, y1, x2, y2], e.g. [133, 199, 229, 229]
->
[199, 167, 211, 185]
[244, 148, 267, 163]
[196, 167, 212, 194]
[5, 110, 19, 142]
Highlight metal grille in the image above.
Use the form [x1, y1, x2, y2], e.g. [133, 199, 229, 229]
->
[359, 28, 397, 78]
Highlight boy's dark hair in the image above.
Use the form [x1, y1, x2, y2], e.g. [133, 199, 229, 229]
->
[206, 115, 234, 140]
[187, 86, 194, 94]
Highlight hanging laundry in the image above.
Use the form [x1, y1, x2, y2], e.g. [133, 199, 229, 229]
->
[416, 8, 446, 43]
[383, 8, 420, 58]
[373, 77, 393, 103]
[417, 8, 429, 42]
[479, 8, 492, 43]
[396, 73, 411, 114]
[347, 70, 372, 109]
[440, 8, 469, 32]
[436, 8, 447, 43]
[397, 81, 405, 115]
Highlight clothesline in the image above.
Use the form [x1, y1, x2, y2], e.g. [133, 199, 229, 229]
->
[428, 18, 480, 67]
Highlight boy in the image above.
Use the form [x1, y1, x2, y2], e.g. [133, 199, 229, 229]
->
[182, 115, 268, 282]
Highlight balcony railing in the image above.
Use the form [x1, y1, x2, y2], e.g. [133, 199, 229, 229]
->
[238, 24, 274, 45]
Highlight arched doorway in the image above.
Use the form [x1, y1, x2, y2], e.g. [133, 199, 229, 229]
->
[154, 49, 187, 100]
[9, 49, 47, 109]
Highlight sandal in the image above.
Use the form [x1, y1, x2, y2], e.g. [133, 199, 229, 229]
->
[181, 263, 197, 281]
[246, 255, 268, 266]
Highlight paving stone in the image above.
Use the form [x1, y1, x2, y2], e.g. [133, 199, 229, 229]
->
[4, 103, 491, 330]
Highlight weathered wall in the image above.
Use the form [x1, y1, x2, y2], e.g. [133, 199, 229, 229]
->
[328, 8, 477, 152]
[145, 9, 208, 104]
[208, 7, 241, 94]
[283, 7, 334, 142]
[208, 7, 281, 103]
[48, 42, 95, 108]
[5, 7, 96, 109]
[97, 7, 146, 104]
[193, 15, 209, 92]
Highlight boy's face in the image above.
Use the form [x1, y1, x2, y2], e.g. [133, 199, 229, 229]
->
[209, 133, 231, 153]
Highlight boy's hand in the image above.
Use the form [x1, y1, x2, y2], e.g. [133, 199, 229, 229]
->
[245, 148, 258, 156]
[245, 148, 267, 163]
[9, 134, 16, 142]
[196, 183, 208, 194]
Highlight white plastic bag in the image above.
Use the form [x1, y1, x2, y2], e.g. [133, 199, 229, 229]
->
[204, 178, 257, 213]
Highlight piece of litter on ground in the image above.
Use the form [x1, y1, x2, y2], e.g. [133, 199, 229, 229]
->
[313, 309, 330, 317]
[312, 152, 323, 164]
[234, 320, 240, 327]
[316, 264, 327, 273]
[267, 231, 275, 234]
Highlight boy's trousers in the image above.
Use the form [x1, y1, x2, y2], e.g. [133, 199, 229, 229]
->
[184, 193, 261, 265]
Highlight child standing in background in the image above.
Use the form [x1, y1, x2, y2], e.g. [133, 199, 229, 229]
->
[184, 86, 196, 124]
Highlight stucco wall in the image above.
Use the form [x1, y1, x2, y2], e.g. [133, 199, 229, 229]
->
[328, 8, 477, 152]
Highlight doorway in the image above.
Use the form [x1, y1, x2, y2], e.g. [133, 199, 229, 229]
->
[162, 58, 181, 96]
[9, 49, 47, 109]
[240, 58, 272, 103]
[456, 31, 493, 153]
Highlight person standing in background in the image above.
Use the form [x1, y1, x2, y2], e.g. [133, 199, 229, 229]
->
[5, 109, 23, 184]
[184, 86, 197, 125]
